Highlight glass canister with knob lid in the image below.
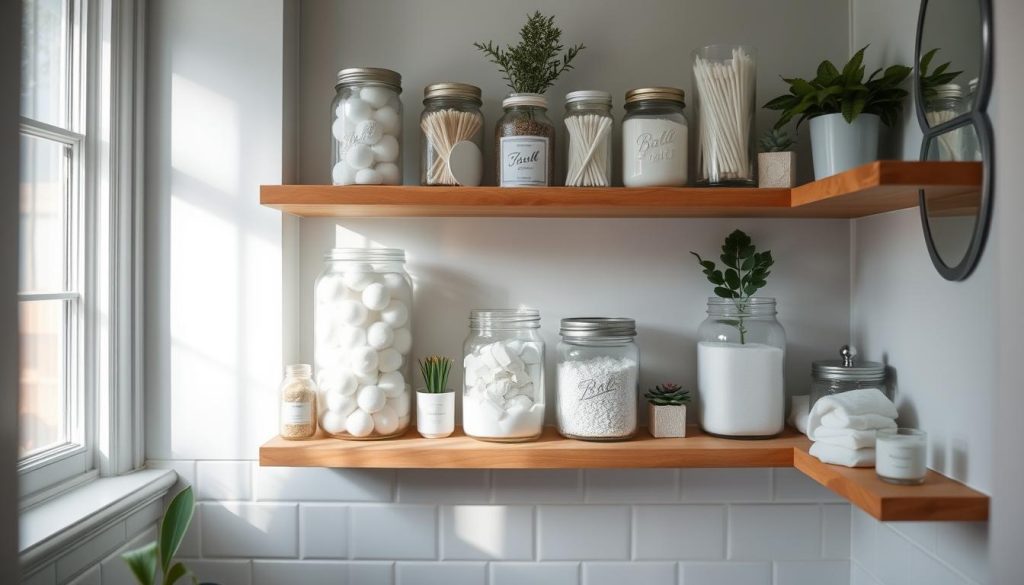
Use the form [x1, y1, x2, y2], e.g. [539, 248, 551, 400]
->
[810, 345, 891, 407]
[331, 67, 403, 185]
[314, 248, 413, 439]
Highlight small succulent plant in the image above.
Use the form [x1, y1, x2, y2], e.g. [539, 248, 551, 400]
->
[419, 356, 453, 394]
[644, 383, 691, 406]
[759, 128, 795, 153]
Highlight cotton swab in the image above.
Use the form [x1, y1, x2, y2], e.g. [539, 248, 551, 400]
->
[693, 47, 755, 183]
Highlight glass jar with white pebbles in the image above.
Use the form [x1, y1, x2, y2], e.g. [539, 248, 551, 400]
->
[462, 309, 545, 442]
[314, 248, 413, 439]
[556, 318, 639, 441]
[331, 68, 403, 185]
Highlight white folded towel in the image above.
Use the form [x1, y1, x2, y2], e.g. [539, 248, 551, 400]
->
[788, 395, 810, 435]
[809, 442, 876, 467]
[807, 388, 897, 440]
[813, 427, 877, 450]
[821, 412, 897, 431]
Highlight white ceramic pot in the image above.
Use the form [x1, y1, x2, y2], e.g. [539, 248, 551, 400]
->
[757, 151, 797, 188]
[809, 113, 880, 179]
[416, 391, 454, 438]
[649, 404, 687, 438]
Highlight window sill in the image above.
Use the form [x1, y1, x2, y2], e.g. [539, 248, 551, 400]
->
[19, 468, 177, 574]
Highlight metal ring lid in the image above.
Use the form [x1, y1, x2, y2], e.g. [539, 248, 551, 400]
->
[560, 317, 637, 339]
[565, 90, 612, 106]
[423, 82, 482, 104]
[624, 86, 685, 105]
[502, 93, 548, 109]
[325, 248, 406, 263]
[932, 83, 964, 99]
[335, 67, 402, 92]
[812, 345, 886, 382]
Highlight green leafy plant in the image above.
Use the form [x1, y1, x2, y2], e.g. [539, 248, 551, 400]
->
[691, 230, 774, 344]
[763, 45, 911, 129]
[473, 11, 585, 94]
[122, 486, 211, 585]
[419, 355, 453, 394]
[918, 47, 963, 102]
[759, 128, 795, 153]
[644, 383, 691, 406]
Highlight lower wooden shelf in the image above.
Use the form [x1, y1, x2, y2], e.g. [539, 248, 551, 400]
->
[259, 425, 989, 522]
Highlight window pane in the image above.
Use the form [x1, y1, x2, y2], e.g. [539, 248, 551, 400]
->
[21, 0, 70, 128]
[19, 300, 68, 458]
[20, 133, 69, 293]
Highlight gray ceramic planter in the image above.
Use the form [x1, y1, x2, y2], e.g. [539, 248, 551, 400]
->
[809, 113, 880, 179]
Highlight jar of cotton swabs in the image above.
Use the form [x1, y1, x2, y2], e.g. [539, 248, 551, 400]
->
[692, 45, 757, 186]
[564, 91, 613, 187]
[420, 83, 484, 186]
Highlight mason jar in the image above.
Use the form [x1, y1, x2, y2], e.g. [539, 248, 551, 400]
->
[810, 345, 890, 407]
[697, 297, 785, 437]
[314, 248, 413, 439]
[331, 68, 403, 185]
[692, 45, 757, 186]
[622, 87, 688, 187]
[421, 82, 484, 186]
[925, 83, 973, 161]
[556, 318, 639, 441]
[564, 90, 613, 186]
[496, 93, 555, 187]
[463, 309, 545, 442]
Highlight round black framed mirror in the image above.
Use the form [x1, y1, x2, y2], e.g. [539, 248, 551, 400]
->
[914, 0, 993, 281]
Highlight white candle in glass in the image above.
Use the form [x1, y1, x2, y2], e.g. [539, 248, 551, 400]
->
[875, 428, 928, 485]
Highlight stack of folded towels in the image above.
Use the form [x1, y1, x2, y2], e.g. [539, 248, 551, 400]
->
[796, 388, 898, 467]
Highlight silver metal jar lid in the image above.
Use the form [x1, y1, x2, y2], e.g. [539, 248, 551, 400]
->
[933, 83, 963, 99]
[502, 93, 547, 109]
[335, 67, 402, 92]
[423, 82, 482, 104]
[625, 86, 685, 105]
[812, 345, 885, 382]
[560, 317, 637, 339]
[565, 90, 612, 106]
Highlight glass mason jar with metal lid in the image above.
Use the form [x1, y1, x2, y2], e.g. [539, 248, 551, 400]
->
[421, 83, 484, 186]
[564, 90, 613, 187]
[622, 87, 688, 187]
[496, 93, 555, 187]
[810, 345, 890, 407]
[331, 67, 403, 185]
[556, 318, 640, 441]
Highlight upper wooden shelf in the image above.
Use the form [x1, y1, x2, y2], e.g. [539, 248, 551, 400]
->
[260, 161, 982, 219]
[259, 424, 988, 522]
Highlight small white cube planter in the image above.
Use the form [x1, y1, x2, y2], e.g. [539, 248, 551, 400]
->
[416, 391, 454, 438]
[757, 151, 797, 188]
[649, 404, 687, 438]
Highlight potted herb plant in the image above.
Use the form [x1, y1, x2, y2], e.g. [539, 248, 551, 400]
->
[645, 383, 691, 438]
[417, 355, 455, 438]
[763, 46, 911, 179]
[757, 128, 797, 188]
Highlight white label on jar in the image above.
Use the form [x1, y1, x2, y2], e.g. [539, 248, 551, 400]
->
[281, 401, 313, 426]
[500, 137, 548, 186]
[622, 118, 688, 186]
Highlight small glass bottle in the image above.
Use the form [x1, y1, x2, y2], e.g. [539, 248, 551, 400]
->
[331, 67, 403, 185]
[810, 345, 890, 408]
[495, 93, 555, 187]
[279, 364, 317, 440]
[622, 87, 688, 187]
[692, 45, 757, 186]
[564, 90, 613, 186]
[420, 83, 484, 186]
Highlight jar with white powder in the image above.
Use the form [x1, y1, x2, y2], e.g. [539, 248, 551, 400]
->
[556, 318, 639, 441]
[622, 87, 688, 187]
[463, 309, 545, 442]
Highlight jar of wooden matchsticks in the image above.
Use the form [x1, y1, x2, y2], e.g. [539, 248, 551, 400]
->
[692, 45, 757, 186]
[622, 87, 688, 187]
[420, 83, 485, 186]
[496, 93, 555, 187]
[564, 91, 614, 187]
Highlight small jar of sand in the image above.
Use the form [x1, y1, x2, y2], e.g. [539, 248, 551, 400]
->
[279, 364, 317, 440]
[420, 83, 484, 186]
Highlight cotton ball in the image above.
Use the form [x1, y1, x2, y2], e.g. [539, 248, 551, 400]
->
[331, 161, 356, 185]
[381, 273, 407, 293]
[377, 348, 403, 373]
[388, 391, 411, 417]
[317, 367, 358, 396]
[366, 321, 395, 350]
[341, 264, 375, 291]
[357, 385, 386, 414]
[346, 143, 374, 169]
[380, 300, 408, 328]
[331, 118, 348, 143]
[354, 119, 383, 145]
[350, 346, 379, 376]
[361, 282, 391, 311]
[326, 391, 357, 416]
[372, 405, 399, 435]
[375, 162, 400, 185]
[372, 106, 400, 135]
[355, 370, 378, 386]
[335, 326, 367, 350]
[344, 97, 372, 122]
[360, 86, 391, 109]
[320, 410, 347, 434]
[378, 371, 405, 397]
[345, 409, 374, 437]
[355, 168, 383, 185]
[337, 299, 369, 327]
[392, 327, 412, 355]
[371, 135, 399, 163]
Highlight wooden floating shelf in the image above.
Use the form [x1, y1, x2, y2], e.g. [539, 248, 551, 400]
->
[259, 425, 988, 522]
[260, 160, 982, 219]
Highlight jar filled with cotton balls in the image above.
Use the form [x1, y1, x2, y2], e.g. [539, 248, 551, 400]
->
[314, 248, 414, 439]
[462, 309, 546, 442]
[331, 68, 403, 185]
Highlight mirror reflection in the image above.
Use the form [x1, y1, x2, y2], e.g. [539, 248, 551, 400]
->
[919, 0, 983, 127]
[922, 122, 982, 268]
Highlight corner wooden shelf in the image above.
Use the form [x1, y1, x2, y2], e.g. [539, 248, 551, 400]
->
[260, 160, 982, 219]
[259, 425, 988, 522]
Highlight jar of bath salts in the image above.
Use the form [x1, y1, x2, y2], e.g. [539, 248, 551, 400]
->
[496, 93, 554, 187]
[556, 318, 639, 441]
[697, 297, 785, 438]
[564, 91, 613, 186]
[314, 248, 413, 439]
[810, 345, 890, 407]
[420, 83, 484, 186]
[331, 68, 403, 185]
[463, 309, 545, 442]
[279, 364, 317, 440]
[622, 87, 688, 187]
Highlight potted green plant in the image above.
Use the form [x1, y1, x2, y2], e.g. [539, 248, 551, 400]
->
[122, 486, 218, 585]
[645, 383, 691, 438]
[757, 128, 797, 188]
[416, 355, 454, 438]
[473, 11, 584, 96]
[763, 45, 910, 179]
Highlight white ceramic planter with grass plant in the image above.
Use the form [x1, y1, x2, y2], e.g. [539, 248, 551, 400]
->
[416, 356, 455, 438]
[645, 383, 690, 438]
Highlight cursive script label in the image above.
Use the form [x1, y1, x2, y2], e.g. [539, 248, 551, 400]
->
[635, 129, 676, 161]
[500, 136, 549, 186]
[578, 377, 621, 401]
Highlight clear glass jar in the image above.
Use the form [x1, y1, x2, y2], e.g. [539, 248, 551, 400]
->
[314, 248, 413, 439]
[496, 93, 555, 187]
[697, 297, 785, 438]
[331, 68, 403, 185]
[925, 83, 966, 127]
[420, 83, 484, 186]
[556, 318, 639, 441]
[692, 45, 757, 186]
[810, 345, 890, 407]
[279, 364, 317, 440]
[463, 309, 545, 442]
[622, 87, 688, 187]
[564, 90, 613, 186]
